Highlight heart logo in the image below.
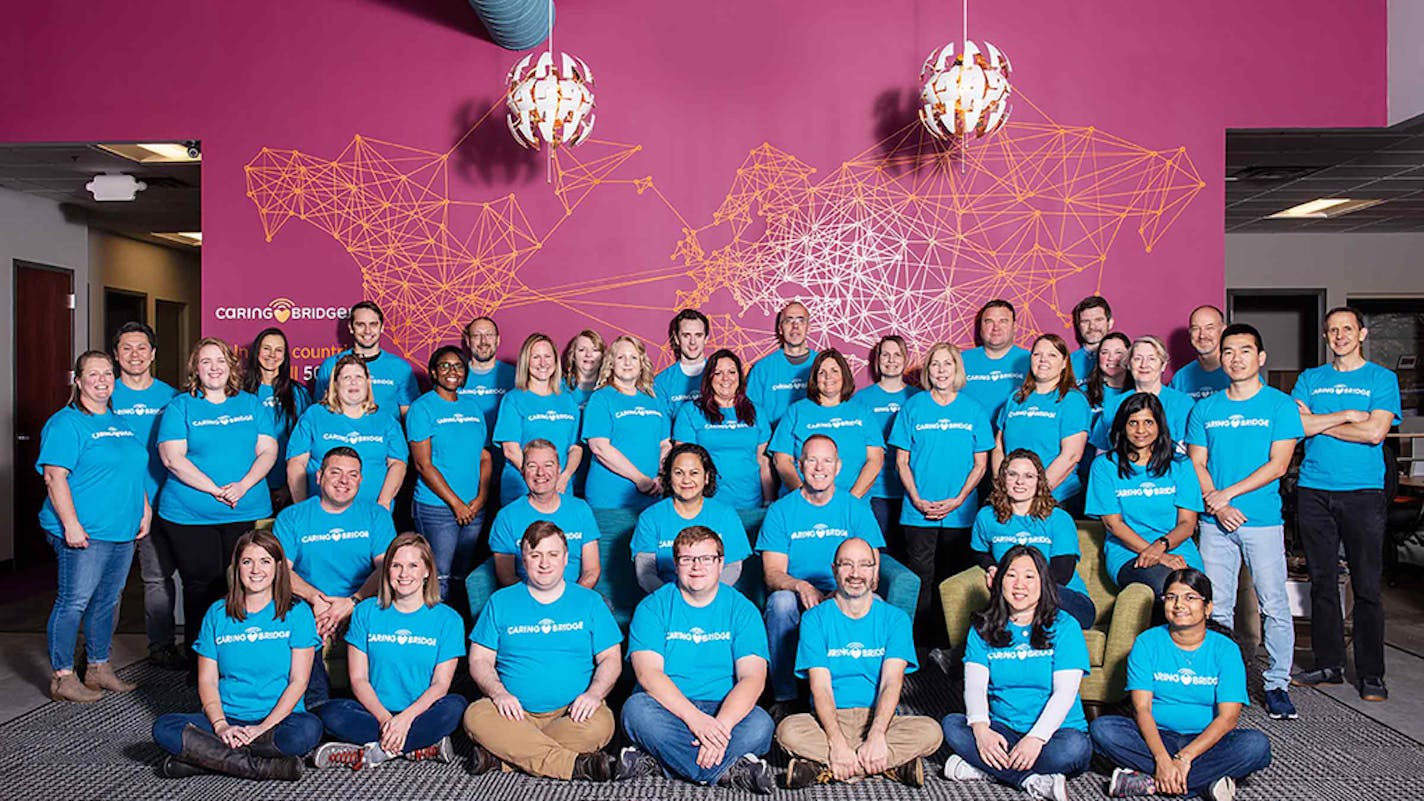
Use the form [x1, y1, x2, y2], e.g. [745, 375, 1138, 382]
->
[396, 634, 408, 645]
[274, 306, 290, 323]
[849, 648, 862, 659]
[247, 632, 259, 642]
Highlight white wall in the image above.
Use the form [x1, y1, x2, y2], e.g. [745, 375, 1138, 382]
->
[1391, 0, 1424, 124]
[1226, 232, 1424, 310]
[0, 188, 90, 563]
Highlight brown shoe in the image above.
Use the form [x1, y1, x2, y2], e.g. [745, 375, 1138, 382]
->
[83, 662, 137, 693]
[883, 756, 925, 788]
[50, 672, 103, 703]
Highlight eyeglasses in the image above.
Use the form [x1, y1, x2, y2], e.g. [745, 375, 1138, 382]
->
[435, 362, 466, 372]
[1161, 593, 1206, 605]
[675, 554, 722, 566]
[833, 560, 877, 571]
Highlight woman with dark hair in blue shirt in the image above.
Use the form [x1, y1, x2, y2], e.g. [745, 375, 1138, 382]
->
[632, 443, 753, 593]
[673, 349, 774, 526]
[994, 334, 1091, 507]
[152, 530, 320, 780]
[1090, 568, 1271, 800]
[769, 348, 884, 498]
[242, 327, 310, 511]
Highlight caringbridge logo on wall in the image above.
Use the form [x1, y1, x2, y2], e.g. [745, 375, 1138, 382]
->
[213, 297, 350, 323]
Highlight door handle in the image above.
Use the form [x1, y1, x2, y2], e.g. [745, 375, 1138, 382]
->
[16, 434, 32, 442]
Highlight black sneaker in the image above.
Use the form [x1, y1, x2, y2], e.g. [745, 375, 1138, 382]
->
[1292, 666, 1344, 686]
[149, 644, 189, 671]
[716, 754, 774, 795]
[1264, 688, 1299, 720]
[571, 751, 615, 782]
[783, 757, 831, 789]
[468, 742, 498, 776]
[1360, 676, 1388, 702]
[615, 745, 661, 781]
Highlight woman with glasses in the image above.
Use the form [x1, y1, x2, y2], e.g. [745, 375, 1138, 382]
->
[1090, 568, 1271, 801]
[407, 346, 493, 600]
[632, 443, 752, 593]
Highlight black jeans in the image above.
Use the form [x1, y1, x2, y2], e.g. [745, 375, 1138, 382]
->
[903, 525, 971, 643]
[155, 519, 252, 651]
[1297, 487, 1387, 680]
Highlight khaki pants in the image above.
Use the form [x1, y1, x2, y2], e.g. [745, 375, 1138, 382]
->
[463, 698, 614, 779]
[776, 709, 942, 771]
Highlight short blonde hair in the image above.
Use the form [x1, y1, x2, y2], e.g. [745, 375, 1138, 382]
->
[595, 335, 655, 396]
[321, 354, 379, 414]
[1130, 335, 1171, 373]
[918, 341, 967, 392]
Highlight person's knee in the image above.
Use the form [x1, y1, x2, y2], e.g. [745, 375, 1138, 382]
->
[1056, 728, 1093, 769]
[737, 706, 775, 750]
[620, 692, 663, 735]
[1089, 714, 1137, 748]
[1233, 729, 1272, 770]
[463, 697, 499, 738]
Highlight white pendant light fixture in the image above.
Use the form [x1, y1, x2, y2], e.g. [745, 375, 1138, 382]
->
[919, 0, 1011, 141]
[505, 0, 595, 181]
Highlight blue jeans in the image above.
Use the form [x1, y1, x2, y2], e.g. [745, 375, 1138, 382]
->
[136, 532, 177, 652]
[1089, 715, 1271, 797]
[1198, 521, 1294, 691]
[940, 714, 1091, 788]
[764, 590, 805, 702]
[317, 695, 467, 751]
[152, 711, 323, 757]
[621, 692, 774, 785]
[870, 497, 904, 560]
[47, 535, 135, 672]
[414, 501, 485, 600]
[1058, 586, 1097, 630]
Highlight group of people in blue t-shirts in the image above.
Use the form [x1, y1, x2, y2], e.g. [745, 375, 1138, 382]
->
[34, 294, 1402, 800]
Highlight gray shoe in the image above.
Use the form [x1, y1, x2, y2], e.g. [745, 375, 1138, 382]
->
[1023, 772, 1067, 801]
[716, 754, 774, 795]
[615, 745, 661, 781]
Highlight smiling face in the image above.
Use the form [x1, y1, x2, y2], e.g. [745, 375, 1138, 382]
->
[237, 543, 276, 597]
[669, 451, 707, 503]
[1076, 306, 1111, 347]
[833, 539, 877, 600]
[926, 347, 959, 392]
[799, 437, 841, 492]
[876, 339, 906, 381]
[1221, 333, 1265, 382]
[77, 354, 115, 407]
[815, 357, 845, 403]
[1188, 306, 1224, 357]
[318, 453, 362, 505]
[676, 318, 708, 362]
[433, 352, 467, 393]
[349, 308, 383, 350]
[196, 343, 230, 392]
[709, 355, 741, 404]
[528, 340, 558, 386]
[1001, 554, 1042, 618]
[979, 306, 1014, 349]
[1096, 338, 1128, 379]
[1003, 457, 1040, 503]
[611, 340, 642, 386]
[336, 363, 370, 408]
[1163, 580, 1211, 630]
[115, 331, 155, 379]
[674, 537, 723, 593]
[1030, 340, 1065, 385]
[256, 333, 286, 376]
[1129, 342, 1166, 388]
[464, 318, 499, 363]
[1324, 310, 1366, 360]
[1125, 407, 1159, 453]
[778, 303, 809, 348]
[387, 544, 429, 602]
[522, 535, 568, 591]
[522, 444, 561, 498]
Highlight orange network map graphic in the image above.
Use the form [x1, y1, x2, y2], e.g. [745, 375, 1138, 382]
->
[244, 91, 1204, 368]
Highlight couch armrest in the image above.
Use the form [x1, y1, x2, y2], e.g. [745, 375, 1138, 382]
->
[876, 554, 920, 622]
[464, 559, 499, 625]
[938, 567, 990, 651]
[1099, 582, 1155, 702]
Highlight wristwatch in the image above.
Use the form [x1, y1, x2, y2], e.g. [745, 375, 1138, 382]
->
[1154, 536, 1171, 548]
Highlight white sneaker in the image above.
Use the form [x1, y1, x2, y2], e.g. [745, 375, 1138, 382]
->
[1023, 772, 1068, 801]
[312, 741, 365, 770]
[361, 741, 397, 768]
[1205, 776, 1237, 801]
[943, 754, 991, 781]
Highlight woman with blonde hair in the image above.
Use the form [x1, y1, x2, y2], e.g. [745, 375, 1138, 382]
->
[313, 533, 467, 770]
[156, 337, 278, 653]
[493, 333, 583, 504]
[287, 353, 408, 508]
[561, 329, 605, 495]
[583, 335, 671, 513]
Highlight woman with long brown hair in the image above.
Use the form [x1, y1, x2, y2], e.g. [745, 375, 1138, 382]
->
[992, 334, 1091, 506]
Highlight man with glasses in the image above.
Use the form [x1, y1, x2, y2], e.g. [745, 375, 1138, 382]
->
[460, 316, 516, 439]
[618, 526, 776, 793]
[747, 301, 818, 428]
[776, 537, 939, 789]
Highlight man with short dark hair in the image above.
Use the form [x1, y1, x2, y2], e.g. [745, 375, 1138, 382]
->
[1185, 323, 1303, 720]
[1291, 306, 1400, 702]
[1170, 305, 1230, 400]
[655, 309, 710, 416]
[111, 321, 182, 668]
[747, 301, 818, 427]
[1069, 296, 1113, 381]
[313, 301, 419, 417]
[961, 300, 1031, 425]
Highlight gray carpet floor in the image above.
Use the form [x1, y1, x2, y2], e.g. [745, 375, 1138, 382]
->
[1, 659, 1420, 801]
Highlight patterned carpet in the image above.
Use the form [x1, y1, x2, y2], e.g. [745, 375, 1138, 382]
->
[1, 659, 1420, 801]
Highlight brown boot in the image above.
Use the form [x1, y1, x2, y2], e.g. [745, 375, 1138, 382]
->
[50, 672, 103, 703]
[83, 662, 137, 693]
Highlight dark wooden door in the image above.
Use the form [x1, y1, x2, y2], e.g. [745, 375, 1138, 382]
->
[13, 261, 74, 566]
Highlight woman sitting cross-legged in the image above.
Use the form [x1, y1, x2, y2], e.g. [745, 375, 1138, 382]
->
[313, 533, 468, 770]
[941, 545, 1093, 801]
[151, 530, 321, 781]
[1090, 568, 1271, 801]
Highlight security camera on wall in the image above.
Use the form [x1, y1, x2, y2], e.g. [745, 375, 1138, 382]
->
[86, 172, 147, 202]
[185, 140, 200, 160]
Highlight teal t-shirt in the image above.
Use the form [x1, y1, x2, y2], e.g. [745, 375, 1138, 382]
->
[960, 346, 1031, 426]
[273, 497, 396, 597]
[406, 390, 491, 506]
[313, 350, 419, 416]
[970, 506, 1089, 597]
[628, 583, 768, 702]
[457, 360, 516, 433]
[1070, 348, 1096, 384]
[1092, 388, 1195, 453]
[654, 362, 704, 418]
[288, 405, 408, 506]
[997, 389, 1092, 500]
[491, 389, 582, 505]
[769, 398, 884, 495]
[746, 349, 818, 428]
[1169, 361, 1231, 402]
[192, 599, 320, 723]
[36, 407, 147, 542]
[489, 495, 601, 583]
[470, 583, 621, 713]
[346, 599, 466, 712]
[672, 403, 771, 509]
[1184, 387, 1304, 527]
[1126, 626, 1248, 735]
[887, 391, 994, 528]
[794, 597, 917, 709]
[964, 614, 1089, 733]
[1292, 361, 1401, 491]
[256, 383, 311, 490]
[632, 497, 753, 583]
[852, 385, 918, 499]
[156, 392, 276, 524]
[581, 387, 670, 509]
[1084, 454, 1205, 582]
[757, 491, 884, 592]
[111, 379, 178, 502]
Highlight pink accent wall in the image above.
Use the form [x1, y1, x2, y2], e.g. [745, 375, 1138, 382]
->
[0, 0, 1387, 378]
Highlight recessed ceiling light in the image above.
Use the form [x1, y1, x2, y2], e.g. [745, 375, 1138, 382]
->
[1267, 197, 1383, 219]
[97, 142, 200, 163]
[152, 231, 202, 246]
